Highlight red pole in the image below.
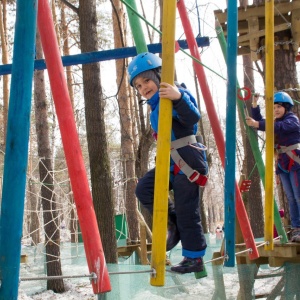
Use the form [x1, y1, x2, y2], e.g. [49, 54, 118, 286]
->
[37, 0, 111, 293]
[177, 0, 259, 260]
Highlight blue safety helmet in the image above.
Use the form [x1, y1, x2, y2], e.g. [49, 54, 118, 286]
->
[128, 52, 162, 86]
[274, 91, 294, 111]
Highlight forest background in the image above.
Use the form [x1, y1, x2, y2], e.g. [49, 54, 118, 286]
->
[0, 0, 299, 294]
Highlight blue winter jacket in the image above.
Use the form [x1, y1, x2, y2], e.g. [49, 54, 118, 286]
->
[147, 88, 208, 176]
[252, 105, 300, 173]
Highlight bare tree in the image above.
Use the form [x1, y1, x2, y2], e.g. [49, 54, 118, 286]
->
[242, 52, 264, 238]
[236, 0, 264, 237]
[0, 1, 9, 147]
[34, 31, 65, 292]
[111, 0, 140, 244]
[77, 0, 117, 263]
[27, 180, 40, 245]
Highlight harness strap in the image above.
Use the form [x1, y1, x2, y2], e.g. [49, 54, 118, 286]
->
[286, 150, 300, 165]
[170, 135, 208, 187]
[276, 143, 300, 165]
[276, 143, 300, 154]
[171, 135, 197, 150]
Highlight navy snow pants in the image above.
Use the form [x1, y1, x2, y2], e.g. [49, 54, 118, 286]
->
[135, 168, 207, 252]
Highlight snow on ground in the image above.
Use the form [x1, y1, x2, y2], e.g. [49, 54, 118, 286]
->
[19, 281, 97, 300]
[16, 234, 285, 299]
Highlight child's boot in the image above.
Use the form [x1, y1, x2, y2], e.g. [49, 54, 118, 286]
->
[291, 228, 300, 242]
[170, 257, 204, 274]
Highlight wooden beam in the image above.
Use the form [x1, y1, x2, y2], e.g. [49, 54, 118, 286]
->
[258, 244, 297, 258]
[117, 243, 152, 257]
[238, 23, 291, 44]
[221, 16, 292, 37]
[236, 241, 300, 258]
[20, 254, 28, 264]
[269, 256, 300, 267]
[238, 47, 251, 56]
[214, 0, 300, 24]
[247, 16, 260, 60]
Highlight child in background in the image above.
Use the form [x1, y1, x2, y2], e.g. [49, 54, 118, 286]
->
[246, 92, 300, 242]
[215, 225, 223, 240]
[128, 52, 208, 273]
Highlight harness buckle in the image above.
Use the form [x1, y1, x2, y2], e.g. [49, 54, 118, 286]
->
[188, 171, 200, 183]
[188, 171, 208, 186]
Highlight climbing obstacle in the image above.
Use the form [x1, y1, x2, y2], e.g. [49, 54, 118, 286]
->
[2, 0, 300, 298]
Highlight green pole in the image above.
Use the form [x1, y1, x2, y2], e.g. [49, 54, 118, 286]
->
[216, 20, 288, 243]
[124, 0, 148, 53]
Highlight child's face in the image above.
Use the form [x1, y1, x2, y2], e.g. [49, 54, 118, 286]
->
[134, 76, 159, 100]
[274, 103, 285, 119]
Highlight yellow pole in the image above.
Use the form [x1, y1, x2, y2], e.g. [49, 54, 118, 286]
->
[265, 0, 274, 251]
[150, 0, 176, 286]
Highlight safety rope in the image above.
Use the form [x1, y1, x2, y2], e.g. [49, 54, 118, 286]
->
[20, 269, 155, 282]
[256, 40, 298, 55]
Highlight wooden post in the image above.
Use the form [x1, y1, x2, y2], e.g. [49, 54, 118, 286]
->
[0, 1, 37, 299]
[150, 0, 176, 286]
[264, 0, 275, 251]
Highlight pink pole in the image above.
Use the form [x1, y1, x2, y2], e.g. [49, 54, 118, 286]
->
[37, 0, 111, 293]
[177, 0, 259, 260]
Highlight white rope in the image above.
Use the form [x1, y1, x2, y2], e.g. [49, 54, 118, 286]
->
[20, 273, 97, 282]
[256, 40, 297, 55]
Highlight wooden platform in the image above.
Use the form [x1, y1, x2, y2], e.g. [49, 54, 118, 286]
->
[211, 240, 300, 299]
[236, 240, 300, 267]
[20, 254, 28, 263]
[117, 243, 152, 257]
[214, 0, 300, 61]
[213, 240, 300, 267]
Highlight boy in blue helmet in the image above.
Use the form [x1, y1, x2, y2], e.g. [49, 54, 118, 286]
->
[128, 52, 209, 274]
[246, 92, 300, 242]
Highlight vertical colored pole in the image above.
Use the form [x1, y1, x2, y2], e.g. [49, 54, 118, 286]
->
[125, 0, 148, 53]
[0, 1, 37, 299]
[216, 21, 288, 244]
[150, 0, 176, 286]
[265, 0, 275, 251]
[37, 0, 111, 293]
[224, 0, 238, 267]
[177, 0, 259, 260]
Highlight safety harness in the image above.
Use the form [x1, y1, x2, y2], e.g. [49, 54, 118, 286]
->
[170, 135, 208, 186]
[276, 143, 300, 170]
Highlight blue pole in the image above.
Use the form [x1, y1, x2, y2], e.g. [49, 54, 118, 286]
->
[0, 37, 210, 75]
[0, 1, 37, 299]
[224, 0, 238, 267]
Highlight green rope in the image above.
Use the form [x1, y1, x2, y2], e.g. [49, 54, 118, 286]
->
[247, 137, 266, 180]
[120, 0, 226, 80]
[293, 98, 300, 105]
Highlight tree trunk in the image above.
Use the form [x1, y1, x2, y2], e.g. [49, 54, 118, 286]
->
[34, 31, 65, 292]
[242, 54, 264, 238]
[51, 0, 61, 46]
[59, 2, 78, 243]
[0, 1, 9, 148]
[112, 0, 140, 244]
[28, 177, 41, 245]
[78, 0, 117, 263]
[60, 2, 75, 110]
